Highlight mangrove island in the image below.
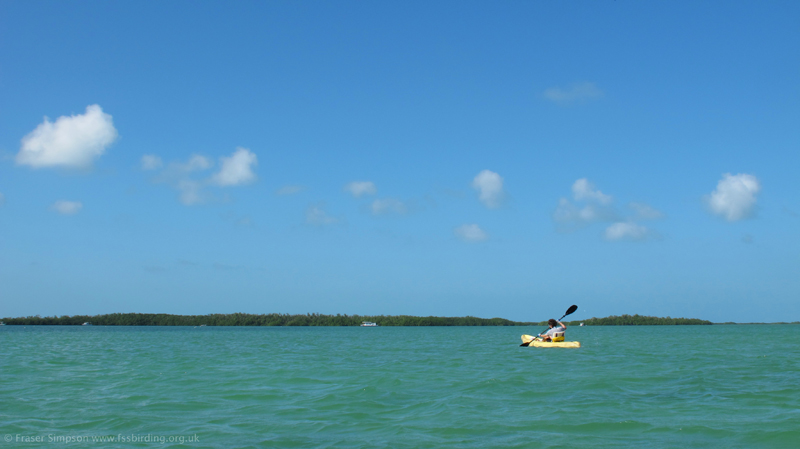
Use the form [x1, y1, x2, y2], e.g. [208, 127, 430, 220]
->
[1, 313, 712, 326]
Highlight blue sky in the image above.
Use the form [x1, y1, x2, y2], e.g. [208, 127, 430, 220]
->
[1, 1, 798, 322]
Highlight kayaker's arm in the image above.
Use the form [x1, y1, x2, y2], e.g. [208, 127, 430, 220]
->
[558, 320, 566, 330]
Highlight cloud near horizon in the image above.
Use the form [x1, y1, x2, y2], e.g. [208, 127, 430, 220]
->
[706, 173, 761, 221]
[16, 105, 118, 169]
[472, 170, 505, 209]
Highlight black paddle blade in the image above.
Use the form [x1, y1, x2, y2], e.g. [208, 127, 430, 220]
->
[565, 305, 578, 316]
[520, 342, 530, 347]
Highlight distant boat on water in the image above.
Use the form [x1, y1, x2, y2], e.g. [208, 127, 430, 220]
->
[82, 322, 92, 326]
[361, 321, 378, 327]
[580, 323, 584, 326]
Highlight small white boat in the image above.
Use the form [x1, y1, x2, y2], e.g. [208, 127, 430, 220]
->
[580, 323, 584, 326]
[82, 322, 92, 326]
[360, 321, 378, 327]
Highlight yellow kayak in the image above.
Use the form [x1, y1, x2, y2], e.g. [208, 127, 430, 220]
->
[521, 335, 581, 348]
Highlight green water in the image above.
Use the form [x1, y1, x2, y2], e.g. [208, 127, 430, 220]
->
[1, 325, 798, 448]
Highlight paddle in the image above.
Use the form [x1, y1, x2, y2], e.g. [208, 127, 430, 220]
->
[520, 305, 578, 346]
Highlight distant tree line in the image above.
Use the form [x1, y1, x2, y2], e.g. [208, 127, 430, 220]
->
[568, 314, 712, 325]
[0, 313, 534, 326]
[0, 313, 715, 326]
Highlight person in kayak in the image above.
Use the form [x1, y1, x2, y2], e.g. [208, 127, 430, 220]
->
[538, 319, 567, 342]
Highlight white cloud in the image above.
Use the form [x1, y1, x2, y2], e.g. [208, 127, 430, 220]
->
[553, 198, 617, 225]
[16, 105, 118, 169]
[150, 155, 213, 205]
[179, 154, 212, 172]
[555, 179, 663, 241]
[276, 185, 306, 196]
[604, 222, 649, 241]
[51, 200, 83, 215]
[472, 170, 505, 209]
[141, 154, 163, 170]
[157, 154, 211, 178]
[572, 178, 612, 204]
[306, 203, 339, 225]
[454, 224, 488, 242]
[629, 202, 664, 220]
[706, 173, 761, 221]
[543, 82, 604, 105]
[345, 181, 377, 197]
[148, 150, 258, 205]
[177, 180, 204, 205]
[211, 147, 258, 186]
[370, 198, 407, 215]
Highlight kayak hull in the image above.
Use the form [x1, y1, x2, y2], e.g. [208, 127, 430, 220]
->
[530, 341, 580, 348]
[521, 335, 581, 348]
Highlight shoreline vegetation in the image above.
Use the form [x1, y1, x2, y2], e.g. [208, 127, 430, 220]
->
[0, 313, 719, 326]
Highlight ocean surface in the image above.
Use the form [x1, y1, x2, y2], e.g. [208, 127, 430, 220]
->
[1, 325, 798, 448]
